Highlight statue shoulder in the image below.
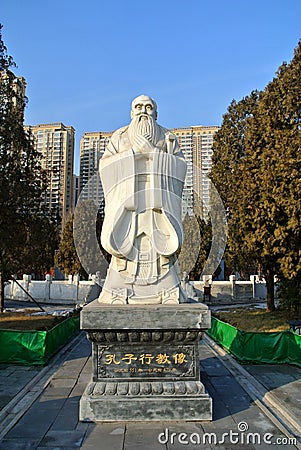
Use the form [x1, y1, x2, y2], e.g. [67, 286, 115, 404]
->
[111, 125, 129, 139]
[158, 125, 169, 135]
[109, 125, 128, 145]
[103, 125, 130, 157]
[159, 126, 177, 141]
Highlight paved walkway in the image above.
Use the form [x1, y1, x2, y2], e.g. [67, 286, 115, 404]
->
[0, 332, 300, 449]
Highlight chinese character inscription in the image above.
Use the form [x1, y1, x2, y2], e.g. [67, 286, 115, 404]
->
[96, 344, 195, 380]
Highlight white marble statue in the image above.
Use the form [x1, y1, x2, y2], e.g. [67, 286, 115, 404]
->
[98, 95, 187, 304]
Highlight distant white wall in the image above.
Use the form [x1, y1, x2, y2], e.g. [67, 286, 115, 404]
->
[5, 274, 269, 306]
[4, 274, 101, 306]
[192, 275, 267, 304]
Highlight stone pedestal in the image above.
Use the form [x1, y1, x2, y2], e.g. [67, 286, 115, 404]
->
[80, 301, 212, 421]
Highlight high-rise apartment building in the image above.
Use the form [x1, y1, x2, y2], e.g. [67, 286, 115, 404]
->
[79, 131, 112, 216]
[12, 76, 27, 116]
[79, 126, 219, 219]
[173, 127, 195, 216]
[0, 71, 27, 122]
[28, 123, 75, 226]
[174, 125, 219, 217]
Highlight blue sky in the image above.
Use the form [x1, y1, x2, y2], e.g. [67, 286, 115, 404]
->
[2, 0, 300, 174]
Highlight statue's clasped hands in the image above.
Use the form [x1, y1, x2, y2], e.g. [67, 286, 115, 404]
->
[133, 134, 156, 154]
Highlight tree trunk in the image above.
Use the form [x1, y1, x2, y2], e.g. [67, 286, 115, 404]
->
[265, 269, 275, 312]
[0, 271, 4, 313]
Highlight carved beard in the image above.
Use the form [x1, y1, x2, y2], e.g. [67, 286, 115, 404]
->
[128, 115, 160, 146]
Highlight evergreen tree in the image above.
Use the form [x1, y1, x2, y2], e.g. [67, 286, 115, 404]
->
[243, 40, 301, 310]
[210, 40, 301, 311]
[0, 24, 54, 310]
[20, 216, 59, 279]
[210, 92, 260, 278]
[56, 200, 110, 279]
[55, 215, 85, 277]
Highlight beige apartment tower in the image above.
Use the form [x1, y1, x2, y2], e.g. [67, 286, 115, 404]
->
[174, 125, 219, 217]
[28, 123, 75, 226]
[0, 71, 27, 123]
[79, 131, 112, 216]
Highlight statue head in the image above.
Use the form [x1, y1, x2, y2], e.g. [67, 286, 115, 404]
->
[130, 95, 158, 121]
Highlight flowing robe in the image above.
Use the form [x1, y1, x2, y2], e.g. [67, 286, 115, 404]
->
[99, 124, 187, 303]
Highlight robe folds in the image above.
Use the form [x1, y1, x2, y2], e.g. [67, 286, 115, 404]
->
[98, 125, 187, 302]
[100, 149, 186, 262]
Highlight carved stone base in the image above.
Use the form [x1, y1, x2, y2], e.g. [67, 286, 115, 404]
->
[80, 381, 212, 421]
[79, 301, 212, 422]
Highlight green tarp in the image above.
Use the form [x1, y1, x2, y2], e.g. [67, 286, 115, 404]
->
[0, 316, 80, 365]
[207, 317, 301, 367]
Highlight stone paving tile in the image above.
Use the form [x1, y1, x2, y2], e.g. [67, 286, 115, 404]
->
[272, 382, 301, 409]
[124, 422, 166, 450]
[0, 366, 15, 376]
[232, 407, 281, 436]
[0, 395, 14, 409]
[231, 403, 268, 425]
[69, 366, 91, 398]
[39, 430, 85, 448]
[50, 397, 81, 431]
[75, 421, 89, 432]
[200, 360, 231, 377]
[222, 394, 253, 415]
[245, 364, 301, 385]
[253, 445, 297, 450]
[70, 382, 89, 398]
[48, 378, 77, 388]
[80, 423, 125, 450]
[4, 397, 65, 438]
[51, 368, 79, 380]
[201, 405, 236, 429]
[37, 448, 79, 450]
[0, 438, 42, 450]
[0, 366, 42, 411]
[201, 376, 252, 417]
[41, 386, 75, 398]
